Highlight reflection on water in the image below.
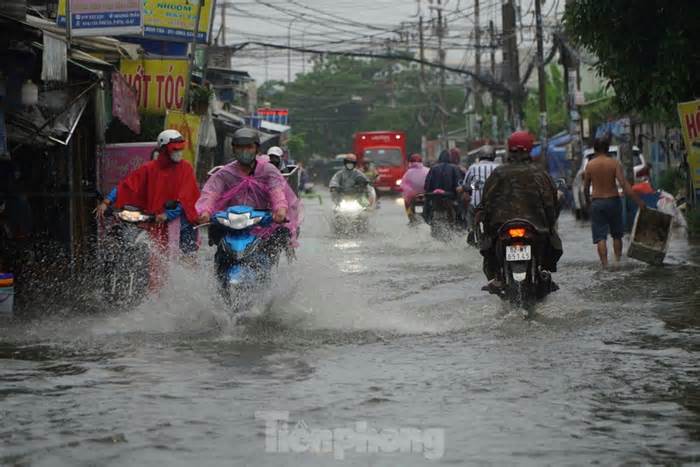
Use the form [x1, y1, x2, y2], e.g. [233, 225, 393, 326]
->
[1, 192, 699, 466]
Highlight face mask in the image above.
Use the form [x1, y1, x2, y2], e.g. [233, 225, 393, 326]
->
[170, 150, 184, 162]
[236, 150, 257, 165]
[344, 162, 356, 170]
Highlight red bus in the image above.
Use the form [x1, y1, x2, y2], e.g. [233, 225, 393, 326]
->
[353, 131, 407, 193]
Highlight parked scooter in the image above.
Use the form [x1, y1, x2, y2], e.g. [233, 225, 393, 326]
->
[493, 218, 558, 315]
[207, 205, 289, 312]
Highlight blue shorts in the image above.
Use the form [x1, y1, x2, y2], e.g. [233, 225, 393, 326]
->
[591, 197, 623, 243]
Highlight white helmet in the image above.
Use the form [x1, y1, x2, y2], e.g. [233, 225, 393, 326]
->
[157, 129, 185, 149]
[267, 146, 284, 158]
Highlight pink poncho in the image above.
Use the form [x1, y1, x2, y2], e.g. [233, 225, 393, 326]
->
[196, 157, 302, 245]
[400, 162, 429, 203]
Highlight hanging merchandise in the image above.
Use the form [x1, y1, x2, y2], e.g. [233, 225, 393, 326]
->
[41, 32, 68, 83]
[21, 80, 38, 106]
[112, 72, 141, 134]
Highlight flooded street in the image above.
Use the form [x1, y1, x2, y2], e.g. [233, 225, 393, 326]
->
[1, 191, 699, 466]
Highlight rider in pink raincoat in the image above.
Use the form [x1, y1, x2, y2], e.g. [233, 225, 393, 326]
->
[400, 154, 429, 223]
[196, 129, 302, 250]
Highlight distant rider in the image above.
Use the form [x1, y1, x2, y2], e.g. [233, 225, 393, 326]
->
[95, 129, 201, 259]
[423, 150, 463, 223]
[462, 145, 499, 242]
[329, 154, 374, 206]
[479, 131, 562, 292]
[196, 128, 302, 254]
[267, 146, 291, 174]
[400, 154, 429, 224]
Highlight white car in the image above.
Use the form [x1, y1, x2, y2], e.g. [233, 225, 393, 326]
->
[572, 145, 646, 220]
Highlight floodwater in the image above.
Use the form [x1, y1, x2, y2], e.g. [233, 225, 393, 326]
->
[1, 191, 699, 466]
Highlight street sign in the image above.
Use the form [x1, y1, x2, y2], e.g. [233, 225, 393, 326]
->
[58, 0, 215, 43]
[678, 99, 700, 189]
[57, 0, 143, 37]
[120, 59, 189, 114]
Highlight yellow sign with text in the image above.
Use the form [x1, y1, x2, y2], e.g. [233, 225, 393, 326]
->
[143, 0, 215, 43]
[678, 99, 700, 188]
[164, 111, 202, 167]
[120, 59, 189, 114]
[58, 0, 215, 43]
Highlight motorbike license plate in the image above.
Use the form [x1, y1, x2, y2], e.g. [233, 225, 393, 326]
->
[414, 205, 423, 214]
[506, 245, 531, 261]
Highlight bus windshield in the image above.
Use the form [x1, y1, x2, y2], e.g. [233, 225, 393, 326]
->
[364, 148, 403, 167]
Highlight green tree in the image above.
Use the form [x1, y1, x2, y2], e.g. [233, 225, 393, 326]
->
[523, 64, 568, 136]
[259, 55, 471, 159]
[565, 0, 700, 120]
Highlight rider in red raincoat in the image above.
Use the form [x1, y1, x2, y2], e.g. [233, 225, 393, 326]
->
[96, 129, 201, 289]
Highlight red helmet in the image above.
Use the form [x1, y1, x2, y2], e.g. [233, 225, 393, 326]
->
[507, 131, 535, 153]
[409, 153, 422, 163]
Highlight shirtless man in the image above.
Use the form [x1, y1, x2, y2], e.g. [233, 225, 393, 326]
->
[583, 137, 645, 267]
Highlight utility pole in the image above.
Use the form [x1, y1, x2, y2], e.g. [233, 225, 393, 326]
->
[183, 0, 204, 112]
[419, 15, 426, 84]
[473, 0, 482, 139]
[287, 17, 298, 83]
[220, 0, 226, 45]
[534, 0, 548, 166]
[502, 0, 521, 132]
[489, 20, 498, 142]
[437, 0, 447, 145]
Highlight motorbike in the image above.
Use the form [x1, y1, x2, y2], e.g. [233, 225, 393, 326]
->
[101, 205, 156, 306]
[424, 190, 458, 241]
[331, 191, 371, 234]
[209, 205, 288, 311]
[406, 193, 425, 225]
[493, 218, 557, 314]
[101, 201, 183, 306]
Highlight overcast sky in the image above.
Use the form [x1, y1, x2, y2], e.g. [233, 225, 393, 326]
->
[212, 0, 563, 83]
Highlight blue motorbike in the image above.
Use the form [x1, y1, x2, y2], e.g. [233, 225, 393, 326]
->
[209, 206, 289, 310]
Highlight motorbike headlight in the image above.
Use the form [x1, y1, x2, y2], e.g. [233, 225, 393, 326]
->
[215, 212, 262, 230]
[118, 210, 149, 223]
[337, 200, 363, 213]
[227, 212, 262, 230]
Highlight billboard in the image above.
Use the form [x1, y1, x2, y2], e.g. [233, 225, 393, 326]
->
[58, 0, 215, 43]
[99, 142, 155, 194]
[164, 111, 202, 167]
[57, 0, 143, 37]
[678, 99, 700, 189]
[119, 58, 189, 114]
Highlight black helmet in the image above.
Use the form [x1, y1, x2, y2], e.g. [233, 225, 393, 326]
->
[232, 128, 260, 146]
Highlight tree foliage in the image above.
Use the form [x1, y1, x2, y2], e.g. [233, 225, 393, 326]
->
[564, 0, 700, 120]
[259, 56, 471, 158]
[524, 64, 568, 136]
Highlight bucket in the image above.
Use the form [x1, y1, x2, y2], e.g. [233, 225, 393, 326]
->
[0, 286, 14, 316]
[627, 207, 672, 265]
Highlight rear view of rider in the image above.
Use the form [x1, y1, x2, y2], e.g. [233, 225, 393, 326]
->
[423, 150, 463, 222]
[400, 154, 429, 223]
[479, 131, 562, 291]
[329, 154, 373, 204]
[462, 145, 499, 241]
